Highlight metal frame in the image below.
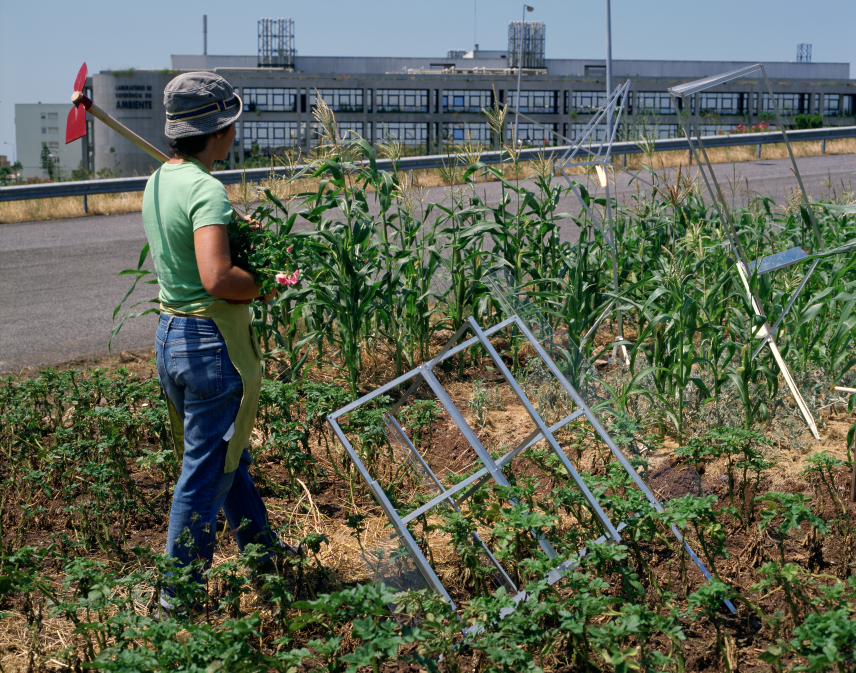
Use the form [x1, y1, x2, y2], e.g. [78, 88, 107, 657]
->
[327, 312, 735, 617]
[668, 64, 822, 439]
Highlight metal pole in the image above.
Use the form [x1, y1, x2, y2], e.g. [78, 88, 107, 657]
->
[203, 15, 208, 56]
[513, 6, 525, 143]
[605, 0, 613, 161]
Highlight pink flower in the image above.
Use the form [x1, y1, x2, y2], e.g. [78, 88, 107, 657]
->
[275, 270, 300, 286]
[286, 246, 293, 252]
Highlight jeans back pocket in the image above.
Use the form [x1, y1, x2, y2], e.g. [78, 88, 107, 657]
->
[171, 347, 223, 400]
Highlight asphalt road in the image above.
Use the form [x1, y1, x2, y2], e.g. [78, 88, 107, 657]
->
[1, 153, 853, 372]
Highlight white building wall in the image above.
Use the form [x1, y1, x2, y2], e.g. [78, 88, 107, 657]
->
[172, 54, 850, 80]
[14, 104, 84, 180]
[92, 71, 173, 178]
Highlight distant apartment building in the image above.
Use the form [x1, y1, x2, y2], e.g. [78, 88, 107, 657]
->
[14, 104, 86, 180]
[76, 34, 855, 177]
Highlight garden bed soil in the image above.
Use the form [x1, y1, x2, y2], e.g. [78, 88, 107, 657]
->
[2, 331, 855, 673]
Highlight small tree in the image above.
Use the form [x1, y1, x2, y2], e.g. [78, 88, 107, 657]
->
[39, 144, 56, 180]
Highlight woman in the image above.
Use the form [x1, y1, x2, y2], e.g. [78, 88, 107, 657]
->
[142, 72, 284, 614]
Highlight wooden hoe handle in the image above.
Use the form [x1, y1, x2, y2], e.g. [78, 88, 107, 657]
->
[71, 91, 170, 164]
[71, 91, 249, 222]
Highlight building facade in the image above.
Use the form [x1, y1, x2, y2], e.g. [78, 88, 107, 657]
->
[14, 104, 85, 180]
[84, 51, 855, 178]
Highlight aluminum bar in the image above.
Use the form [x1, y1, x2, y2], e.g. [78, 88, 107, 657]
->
[668, 64, 762, 96]
[468, 317, 622, 542]
[402, 407, 586, 524]
[368, 480, 457, 609]
[751, 258, 819, 360]
[421, 367, 559, 559]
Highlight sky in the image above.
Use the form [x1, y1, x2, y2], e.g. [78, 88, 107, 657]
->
[1, 0, 854, 162]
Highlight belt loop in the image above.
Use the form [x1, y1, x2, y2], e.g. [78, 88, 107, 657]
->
[164, 314, 175, 341]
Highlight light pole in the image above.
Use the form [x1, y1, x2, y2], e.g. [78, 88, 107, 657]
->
[513, 4, 534, 144]
[3, 141, 15, 164]
[605, 0, 613, 160]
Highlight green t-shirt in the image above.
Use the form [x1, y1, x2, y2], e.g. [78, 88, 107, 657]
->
[142, 161, 233, 312]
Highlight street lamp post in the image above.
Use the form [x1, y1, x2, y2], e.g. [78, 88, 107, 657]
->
[605, 0, 613, 161]
[3, 141, 15, 164]
[513, 4, 534, 144]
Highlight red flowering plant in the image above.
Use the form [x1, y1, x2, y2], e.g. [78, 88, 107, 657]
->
[718, 122, 778, 135]
[227, 188, 302, 296]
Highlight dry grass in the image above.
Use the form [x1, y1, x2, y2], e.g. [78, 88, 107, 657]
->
[0, 191, 144, 225]
[2, 138, 854, 225]
[620, 136, 856, 172]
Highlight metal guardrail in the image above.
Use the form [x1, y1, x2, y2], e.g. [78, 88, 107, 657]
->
[1, 125, 854, 203]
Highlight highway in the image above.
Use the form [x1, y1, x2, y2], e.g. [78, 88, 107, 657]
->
[1, 153, 853, 372]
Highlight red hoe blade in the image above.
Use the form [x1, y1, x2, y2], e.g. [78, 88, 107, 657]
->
[66, 62, 88, 144]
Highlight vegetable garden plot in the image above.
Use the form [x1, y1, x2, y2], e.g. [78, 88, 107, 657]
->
[328, 311, 735, 618]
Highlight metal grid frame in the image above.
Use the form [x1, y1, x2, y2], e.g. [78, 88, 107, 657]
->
[257, 18, 296, 70]
[327, 311, 734, 614]
[668, 64, 823, 439]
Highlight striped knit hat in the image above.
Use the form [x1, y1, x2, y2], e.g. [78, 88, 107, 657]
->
[163, 72, 243, 139]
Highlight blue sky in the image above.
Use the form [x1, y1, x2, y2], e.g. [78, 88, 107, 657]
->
[1, 0, 853, 161]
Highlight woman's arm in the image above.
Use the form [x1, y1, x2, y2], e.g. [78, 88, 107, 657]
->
[194, 224, 263, 301]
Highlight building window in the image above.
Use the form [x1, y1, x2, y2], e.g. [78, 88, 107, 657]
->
[242, 121, 302, 150]
[48, 127, 59, 134]
[696, 92, 748, 116]
[312, 89, 364, 113]
[375, 122, 428, 146]
[375, 89, 429, 113]
[760, 92, 809, 116]
[242, 87, 297, 112]
[821, 93, 854, 117]
[571, 91, 607, 114]
[48, 141, 59, 149]
[513, 123, 559, 146]
[637, 92, 676, 116]
[41, 113, 46, 120]
[48, 112, 58, 120]
[506, 90, 557, 114]
[41, 127, 47, 134]
[585, 65, 606, 76]
[442, 90, 492, 113]
[442, 121, 491, 145]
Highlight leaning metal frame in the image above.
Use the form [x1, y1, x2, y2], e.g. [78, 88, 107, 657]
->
[668, 64, 823, 439]
[327, 313, 735, 615]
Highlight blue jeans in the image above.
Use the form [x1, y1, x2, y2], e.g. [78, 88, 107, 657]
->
[155, 314, 276, 578]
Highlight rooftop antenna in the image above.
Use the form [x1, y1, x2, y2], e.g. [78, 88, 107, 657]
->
[203, 15, 207, 56]
[258, 18, 296, 69]
[796, 43, 812, 62]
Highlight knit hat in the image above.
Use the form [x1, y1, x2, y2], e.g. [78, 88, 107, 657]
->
[163, 72, 242, 139]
